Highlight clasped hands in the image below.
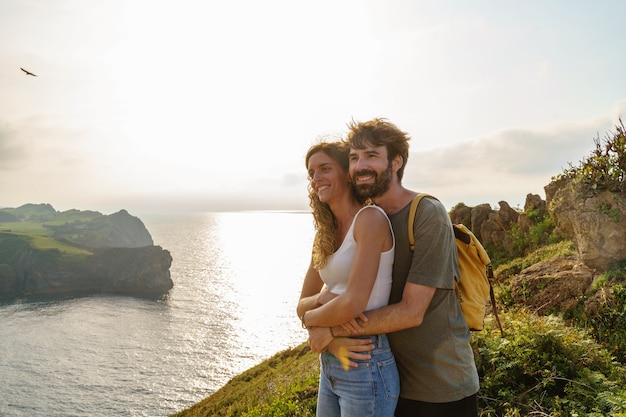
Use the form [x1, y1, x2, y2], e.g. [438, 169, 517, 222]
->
[307, 313, 372, 370]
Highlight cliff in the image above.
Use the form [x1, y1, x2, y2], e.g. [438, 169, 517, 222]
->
[0, 204, 173, 300]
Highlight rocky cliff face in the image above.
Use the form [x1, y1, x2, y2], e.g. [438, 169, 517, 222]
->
[92, 246, 173, 297]
[509, 256, 595, 315]
[546, 178, 626, 271]
[450, 194, 548, 257]
[0, 242, 173, 300]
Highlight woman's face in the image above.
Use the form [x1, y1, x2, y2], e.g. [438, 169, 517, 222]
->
[307, 150, 350, 204]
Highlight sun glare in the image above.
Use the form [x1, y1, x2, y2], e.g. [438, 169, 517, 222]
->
[211, 211, 313, 353]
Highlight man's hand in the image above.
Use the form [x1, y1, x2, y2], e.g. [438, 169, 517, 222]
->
[339, 313, 368, 335]
[326, 337, 374, 369]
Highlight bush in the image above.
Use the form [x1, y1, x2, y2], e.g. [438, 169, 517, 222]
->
[570, 263, 626, 363]
[475, 310, 626, 416]
[557, 119, 626, 194]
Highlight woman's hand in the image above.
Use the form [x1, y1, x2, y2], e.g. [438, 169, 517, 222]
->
[307, 326, 333, 353]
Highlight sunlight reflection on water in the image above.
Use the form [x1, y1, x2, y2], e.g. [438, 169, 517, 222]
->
[0, 211, 314, 417]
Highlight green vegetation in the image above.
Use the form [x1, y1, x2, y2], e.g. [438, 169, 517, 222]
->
[555, 118, 626, 194]
[566, 262, 626, 364]
[171, 345, 318, 417]
[477, 311, 626, 416]
[0, 222, 92, 259]
[0, 233, 32, 264]
[0, 204, 108, 258]
[0, 220, 50, 235]
[486, 205, 567, 269]
[494, 240, 576, 282]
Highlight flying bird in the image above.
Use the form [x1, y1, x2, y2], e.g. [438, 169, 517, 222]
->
[20, 67, 37, 77]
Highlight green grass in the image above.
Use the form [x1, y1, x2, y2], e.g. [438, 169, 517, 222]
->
[0, 221, 50, 235]
[28, 235, 91, 256]
[0, 219, 92, 257]
[494, 240, 576, 281]
[171, 344, 318, 417]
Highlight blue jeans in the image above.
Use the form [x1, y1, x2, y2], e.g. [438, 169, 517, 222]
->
[317, 334, 399, 417]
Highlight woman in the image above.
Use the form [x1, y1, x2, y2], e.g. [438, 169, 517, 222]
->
[297, 140, 399, 417]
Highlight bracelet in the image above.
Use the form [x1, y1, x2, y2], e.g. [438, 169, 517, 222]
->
[329, 327, 336, 337]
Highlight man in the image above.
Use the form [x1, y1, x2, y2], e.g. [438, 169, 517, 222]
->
[307, 118, 479, 416]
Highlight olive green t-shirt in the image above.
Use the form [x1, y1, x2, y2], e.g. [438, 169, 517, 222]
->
[387, 196, 479, 402]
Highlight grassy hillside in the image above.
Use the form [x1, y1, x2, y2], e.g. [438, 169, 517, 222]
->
[171, 344, 319, 417]
[0, 204, 97, 255]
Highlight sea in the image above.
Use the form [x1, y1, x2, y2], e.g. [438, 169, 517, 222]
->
[0, 211, 315, 417]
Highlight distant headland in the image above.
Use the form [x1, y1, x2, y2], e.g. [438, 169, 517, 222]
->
[0, 203, 173, 300]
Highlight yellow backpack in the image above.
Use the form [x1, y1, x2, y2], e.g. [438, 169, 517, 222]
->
[408, 193, 504, 336]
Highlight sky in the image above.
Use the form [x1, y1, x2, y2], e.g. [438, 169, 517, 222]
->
[2, 0, 626, 215]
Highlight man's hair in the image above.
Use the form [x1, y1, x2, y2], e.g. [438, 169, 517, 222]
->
[346, 118, 411, 182]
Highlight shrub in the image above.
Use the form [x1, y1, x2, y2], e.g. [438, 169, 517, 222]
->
[556, 119, 626, 194]
[476, 310, 626, 416]
[571, 263, 626, 363]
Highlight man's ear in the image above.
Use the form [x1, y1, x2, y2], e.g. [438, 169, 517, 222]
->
[392, 154, 403, 172]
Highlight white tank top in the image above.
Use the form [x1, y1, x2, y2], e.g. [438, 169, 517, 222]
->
[319, 205, 395, 311]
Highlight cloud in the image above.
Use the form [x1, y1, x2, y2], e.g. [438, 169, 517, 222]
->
[403, 116, 617, 210]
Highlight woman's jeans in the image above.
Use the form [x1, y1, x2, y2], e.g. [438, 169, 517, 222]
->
[316, 333, 399, 417]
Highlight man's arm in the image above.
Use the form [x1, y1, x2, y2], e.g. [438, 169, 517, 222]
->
[332, 282, 436, 337]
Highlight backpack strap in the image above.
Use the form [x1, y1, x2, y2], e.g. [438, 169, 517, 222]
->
[408, 193, 435, 251]
[487, 264, 505, 336]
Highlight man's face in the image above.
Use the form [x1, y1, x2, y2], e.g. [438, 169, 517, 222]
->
[348, 144, 393, 199]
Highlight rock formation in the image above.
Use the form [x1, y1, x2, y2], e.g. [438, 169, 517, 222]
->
[509, 256, 595, 315]
[3, 245, 173, 299]
[450, 194, 548, 258]
[546, 178, 626, 271]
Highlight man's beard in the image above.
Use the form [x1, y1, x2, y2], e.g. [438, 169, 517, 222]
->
[353, 163, 393, 199]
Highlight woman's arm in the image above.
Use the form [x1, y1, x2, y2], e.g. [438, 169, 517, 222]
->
[302, 207, 392, 328]
[297, 259, 324, 319]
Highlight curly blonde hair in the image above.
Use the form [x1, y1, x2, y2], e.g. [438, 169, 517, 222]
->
[305, 141, 363, 269]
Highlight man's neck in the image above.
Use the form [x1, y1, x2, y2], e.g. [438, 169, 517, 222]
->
[373, 184, 416, 215]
